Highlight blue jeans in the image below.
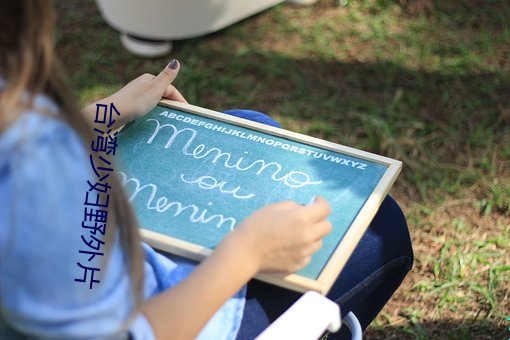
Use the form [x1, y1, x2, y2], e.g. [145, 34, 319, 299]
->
[223, 110, 414, 340]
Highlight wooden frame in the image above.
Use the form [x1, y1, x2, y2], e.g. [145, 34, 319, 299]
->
[126, 99, 402, 295]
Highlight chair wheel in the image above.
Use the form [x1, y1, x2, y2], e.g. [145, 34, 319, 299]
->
[120, 34, 173, 58]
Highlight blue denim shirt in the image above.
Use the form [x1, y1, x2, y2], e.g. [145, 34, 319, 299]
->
[0, 93, 245, 339]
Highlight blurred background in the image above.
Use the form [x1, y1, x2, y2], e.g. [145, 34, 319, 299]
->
[55, 1, 509, 338]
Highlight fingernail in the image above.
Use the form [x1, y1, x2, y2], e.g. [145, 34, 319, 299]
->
[167, 59, 178, 70]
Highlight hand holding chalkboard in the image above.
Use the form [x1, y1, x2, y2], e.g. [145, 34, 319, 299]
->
[85, 60, 187, 130]
[233, 197, 332, 274]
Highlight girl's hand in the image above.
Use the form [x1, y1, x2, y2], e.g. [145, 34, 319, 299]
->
[83, 59, 186, 129]
[141, 197, 331, 339]
[232, 196, 332, 274]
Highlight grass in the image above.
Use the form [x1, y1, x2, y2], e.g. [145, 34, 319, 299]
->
[55, 0, 510, 338]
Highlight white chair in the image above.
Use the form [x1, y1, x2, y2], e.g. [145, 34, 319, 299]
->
[95, 0, 285, 57]
[257, 291, 362, 340]
[94, 0, 319, 57]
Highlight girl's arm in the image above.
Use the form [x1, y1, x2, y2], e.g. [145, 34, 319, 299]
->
[140, 198, 332, 340]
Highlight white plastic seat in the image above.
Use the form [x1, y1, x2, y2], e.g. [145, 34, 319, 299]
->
[256, 291, 362, 340]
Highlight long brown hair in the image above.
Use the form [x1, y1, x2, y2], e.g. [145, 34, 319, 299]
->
[0, 0, 144, 327]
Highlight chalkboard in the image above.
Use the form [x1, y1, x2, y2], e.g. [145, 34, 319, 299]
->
[115, 100, 401, 294]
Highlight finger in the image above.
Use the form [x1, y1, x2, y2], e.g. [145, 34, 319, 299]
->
[312, 220, 332, 240]
[294, 256, 312, 272]
[283, 255, 312, 274]
[302, 196, 332, 222]
[302, 239, 323, 256]
[152, 59, 180, 92]
[138, 73, 156, 82]
[300, 219, 332, 244]
[163, 85, 188, 103]
[265, 200, 300, 211]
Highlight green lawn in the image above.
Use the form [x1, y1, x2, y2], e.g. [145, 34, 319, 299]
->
[56, 1, 510, 338]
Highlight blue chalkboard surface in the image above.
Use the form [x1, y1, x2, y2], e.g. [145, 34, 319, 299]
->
[115, 101, 401, 293]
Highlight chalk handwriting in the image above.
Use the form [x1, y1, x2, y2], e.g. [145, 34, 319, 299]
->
[146, 119, 322, 189]
[158, 111, 368, 170]
[180, 174, 255, 199]
[118, 171, 237, 231]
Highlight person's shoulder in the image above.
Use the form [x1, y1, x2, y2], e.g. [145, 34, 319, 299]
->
[0, 94, 87, 168]
[3, 94, 70, 141]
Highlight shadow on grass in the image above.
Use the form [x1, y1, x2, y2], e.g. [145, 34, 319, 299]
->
[371, 0, 510, 30]
[363, 318, 508, 340]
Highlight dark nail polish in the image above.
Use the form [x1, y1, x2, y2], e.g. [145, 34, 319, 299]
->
[167, 59, 178, 70]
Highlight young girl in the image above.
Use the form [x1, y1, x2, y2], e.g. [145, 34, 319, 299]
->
[0, 2, 413, 339]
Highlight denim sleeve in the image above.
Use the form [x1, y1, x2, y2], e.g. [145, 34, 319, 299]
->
[0, 113, 154, 339]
